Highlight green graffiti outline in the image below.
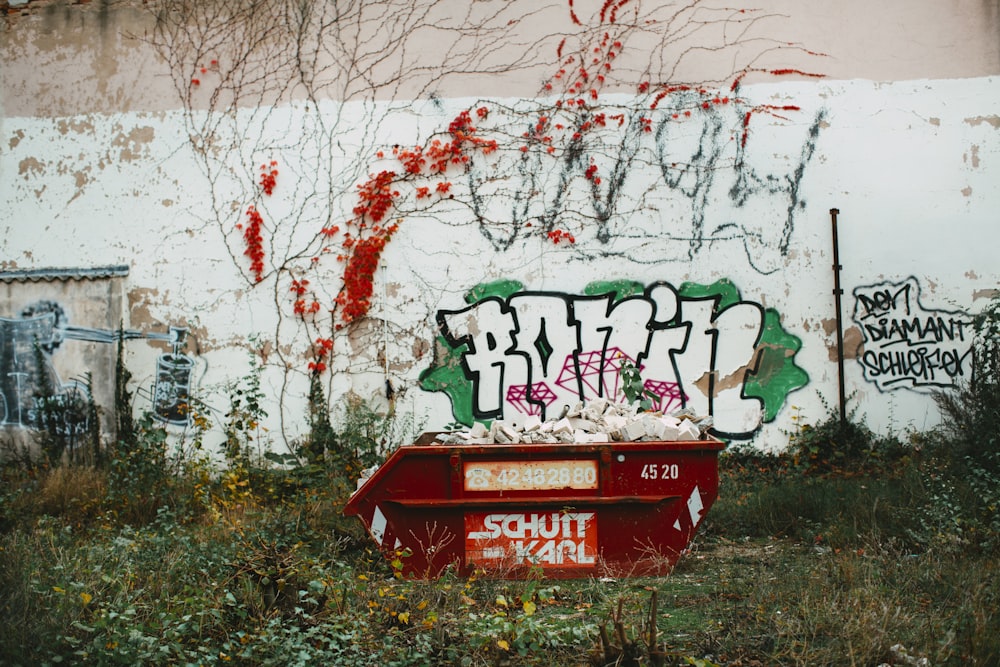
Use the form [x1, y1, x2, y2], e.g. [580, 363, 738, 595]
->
[418, 335, 476, 427]
[418, 280, 524, 427]
[676, 278, 741, 309]
[583, 280, 645, 302]
[421, 278, 807, 427]
[745, 308, 808, 422]
[464, 279, 524, 304]
[678, 279, 807, 422]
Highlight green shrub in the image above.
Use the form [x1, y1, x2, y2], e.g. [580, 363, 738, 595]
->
[105, 414, 171, 524]
[104, 413, 209, 526]
[300, 391, 419, 485]
[925, 291, 1000, 552]
[221, 351, 269, 469]
[933, 291, 1000, 460]
[785, 400, 909, 476]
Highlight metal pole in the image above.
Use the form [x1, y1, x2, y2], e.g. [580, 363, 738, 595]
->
[830, 208, 847, 427]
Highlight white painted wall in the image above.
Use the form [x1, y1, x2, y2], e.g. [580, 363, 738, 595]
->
[2, 1, 998, 454]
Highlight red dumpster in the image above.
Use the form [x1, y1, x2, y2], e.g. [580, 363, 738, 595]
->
[343, 437, 725, 578]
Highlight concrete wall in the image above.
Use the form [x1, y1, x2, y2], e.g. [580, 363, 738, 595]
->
[0, 267, 127, 446]
[2, 0, 998, 454]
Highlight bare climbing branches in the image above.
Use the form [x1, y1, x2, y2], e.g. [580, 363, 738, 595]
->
[145, 0, 826, 442]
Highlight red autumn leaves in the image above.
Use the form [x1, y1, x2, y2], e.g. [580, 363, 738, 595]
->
[236, 0, 821, 377]
[336, 227, 399, 325]
[330, 107, 498, 329]
[236, 161, 279, 283]
[240, 206, 266, 283]
[291, 278, 321, 318]
[308, 336, 333, 374]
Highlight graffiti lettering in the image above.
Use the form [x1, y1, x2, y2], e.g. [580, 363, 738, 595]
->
[28, 387, 90, 438]
[465, 511, 597, 568]
[421, 279, 808, 439]
[465, 99, 825, 275]
[856, 283, 911, 319]
[853, 278, 973, 391]
[861, 347, 970, 386]
[862, 315, 968, 346]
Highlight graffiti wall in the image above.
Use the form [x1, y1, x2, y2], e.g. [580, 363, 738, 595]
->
[421, 279, 806, 440]
[2, 1, 999, 453]
[0, 267, 197, 453]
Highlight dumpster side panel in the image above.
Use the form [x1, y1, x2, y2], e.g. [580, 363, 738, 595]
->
[345, 439, 724, 578]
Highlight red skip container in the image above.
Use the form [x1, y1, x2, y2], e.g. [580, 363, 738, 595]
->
[344, 437, 725, 578]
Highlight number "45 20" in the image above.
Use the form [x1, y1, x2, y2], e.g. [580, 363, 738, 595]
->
[639, 463, 680, 480]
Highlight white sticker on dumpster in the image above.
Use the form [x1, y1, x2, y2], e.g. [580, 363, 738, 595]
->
[465, 512, 597, 568]
[463, 460, 598, 491]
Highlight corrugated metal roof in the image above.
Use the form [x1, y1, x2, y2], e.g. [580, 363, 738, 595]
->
[0, 265, 130, 283]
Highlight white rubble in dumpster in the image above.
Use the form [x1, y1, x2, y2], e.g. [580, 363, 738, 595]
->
[355, 464, 379, 490]
[434, 399, 714, 445]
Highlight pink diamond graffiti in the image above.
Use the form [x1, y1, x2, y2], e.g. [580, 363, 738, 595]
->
[506, 382, 557, 415]
[643, 379, 687, 413]
[556, 347, 631, 401]
[552, 348, 687, 409]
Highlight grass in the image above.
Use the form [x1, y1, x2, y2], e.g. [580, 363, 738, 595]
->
[667, 537, 998, 665]
[1, 391, 999, 666]
[0, 449, 996, 667]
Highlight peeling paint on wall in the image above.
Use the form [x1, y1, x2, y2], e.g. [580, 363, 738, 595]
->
[18, 156, 45, 178]
[964, 115, 1000, 129]
[110, 124, 155, 162]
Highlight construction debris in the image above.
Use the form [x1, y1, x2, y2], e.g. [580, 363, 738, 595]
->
[433, 399, 713, 445]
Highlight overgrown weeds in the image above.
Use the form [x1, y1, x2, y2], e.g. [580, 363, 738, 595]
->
[930, 293, 1000, 553]
[2, 309, 1000, 664]
[2, 401, 996, 665]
